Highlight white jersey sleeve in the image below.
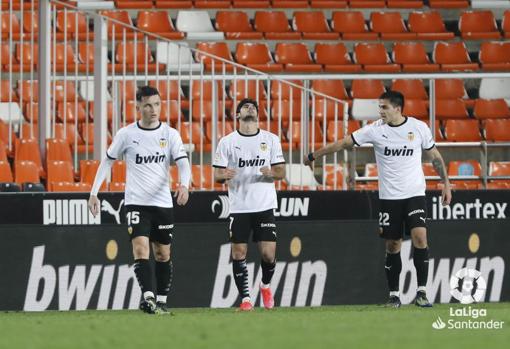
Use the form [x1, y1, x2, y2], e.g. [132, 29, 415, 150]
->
[270, 136, 285, 165]
[213, 138, 229, 168]
[351, 123, 375, 146]
[107, 128, 127, 159]
[168, 128, 187, 161]
[418, 121, 435, 150]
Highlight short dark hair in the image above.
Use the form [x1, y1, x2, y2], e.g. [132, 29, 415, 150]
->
[136, 85, 160, 102]
[236, 98, 259, 114]
[379, 91, 404, 110]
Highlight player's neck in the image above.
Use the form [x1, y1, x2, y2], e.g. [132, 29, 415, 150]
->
[238, 121, 259, 135]
[387, 114, 406, 126]
[139, 119, 160, 129]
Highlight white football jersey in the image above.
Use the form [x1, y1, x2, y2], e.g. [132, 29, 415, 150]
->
[107, 121, 187, 207]
[352, 117, 435, 200]
[213, 129, 285, 213]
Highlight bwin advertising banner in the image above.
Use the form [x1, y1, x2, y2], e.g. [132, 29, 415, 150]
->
[0, 219, 508, 311]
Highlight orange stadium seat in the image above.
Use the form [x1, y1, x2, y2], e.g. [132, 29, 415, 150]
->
[136, 11, 185, 40]
[349, 0, 385, 8]
[1, 44, 23, 72]
[47, 160, 74, 191]
[215, 11, 263, 40]
[117, 80, 137, 102]
[326, 120, 360, 142]
[387, 0, 423, 8]
[393, 42, 440, 72]
[403, 99, 428, 119]
[46, 138, 73, 167]
[503, 10, 510, 38]
[489, 161, 510, 185]
[422, 162, 440, 189]
[57, 102, 88, 123]
[272, 100, 303, 122]
[272, 0, 309, 8]
[434, 79, 474, 108]
[311, 79, 350, 101]
[205, 121, 234, 143]
[448, 160, 481, 189]
[292, 11, 339, 40]
[0, 161, 13, 183]
[353, 43, 400, 72]
[275, 43, 322, 72]
[0, 13, 27, 41]
[473, 99, 510, 119]
[350, 79, 385, 99]
[429, 0, 469, 8]
[111, 160, 126, 183]
[408, 11, 455, 40]
[433, 42, 479, 72]
[235, 43, 283, 72]
[80, 159, 107, 191]
[287, 121, 324, 149]
[0, 140, 7, 162]
[154, 0, 193, 8]
[109, 181, 125, 192]
[0, 80, 18, 102]
[192, 164, 223, 190]
[370, 12, 416, 40]
[253, 11, 300, 40]
[53, 81, 78, 102]
[56, 11, 90, 40]
[160, 100, 185, 124]
[459, 10, 501, 40]
[52, 182, 91, 192]
[484, 119, 510, 142]
[391, 79, 428, 100]
[54, 123, 82, 149]
[14, 160, 40, 184]
[101, 10, 141, 39]
[435, 99, 469, 119]
[191, 80, 227, 100]
[191, 100, 229, 121]
[115, 0, 153, 9]
[78, 123, 95, 153]
[15, 138, 44, 177]
[314, 43, 362, 73]
[443, 119, 481, 142]
[232, 0, 270, 8]
[195, 42, 234, 72]
[195, 1, 231, 9]
[19, 123, 39, 141]
[426, 120, 444, 141]
[178, 122, 208, 150]
[149, 80, 186, 100]
[53, 44, 85, 73]
[15, 43, 38, 69]
[331, 11, 378, 40]
[309, 0, 347, 8]
[229, 80, 267, 101]
[479, 42, 510, 71]
[313, 99, 347, 121]
[270, 80, 304, 100]
[116, 42, 160, 72]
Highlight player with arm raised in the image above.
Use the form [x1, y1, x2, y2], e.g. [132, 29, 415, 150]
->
[213, 98, 286, 311]
[305, 91, 452, 308]
[88, 86, 191, 314]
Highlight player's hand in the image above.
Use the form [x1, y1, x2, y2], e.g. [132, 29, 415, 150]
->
[441, 182, 452, 206]
[174, 185, 189, 206]
[260, 166, 273, 178]
[88, 195, 100, 217]
[222, 168, 236, 181]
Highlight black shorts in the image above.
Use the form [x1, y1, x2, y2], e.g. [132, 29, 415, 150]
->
[229, 209, 278, 243]
[125, 205, 174, 245]
[378, 196, 427, 240]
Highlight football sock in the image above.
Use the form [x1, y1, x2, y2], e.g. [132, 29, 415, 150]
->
[413, 247, 429, 289]
[261, 259, 276, 285]
[385, 252, 402, 294]
[133, 259, 153, 299]
[155, 260, 173, 304]
[233, 259, 250, 300]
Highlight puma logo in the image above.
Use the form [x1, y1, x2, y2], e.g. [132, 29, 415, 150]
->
[101, 199, 125, 224]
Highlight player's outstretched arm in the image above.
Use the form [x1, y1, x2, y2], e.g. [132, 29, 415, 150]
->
[174, 158, 191, 206]
[214, 167, 236, 183]
[303, 136, 355, 169]
[260, 164, 285, 180]
[425, 146, 452, 206]
[88, 157, 114, 216]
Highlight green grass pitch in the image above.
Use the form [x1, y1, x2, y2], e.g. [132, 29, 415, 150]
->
[1, 303, 508, 349]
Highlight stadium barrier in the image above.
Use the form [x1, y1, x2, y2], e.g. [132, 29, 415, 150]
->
[0, 191, 508, 311]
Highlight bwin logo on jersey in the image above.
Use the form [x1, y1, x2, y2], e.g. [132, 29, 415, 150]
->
[135, 152, 166, 164]
[383, 146, 414, 157]
[238, 156, 266, 167]
[212, 195, 230, 219]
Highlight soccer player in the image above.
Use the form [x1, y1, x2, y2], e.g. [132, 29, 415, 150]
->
[88, 86, 191, 314]
[213, 98, 286, 311]
[305, 91, 452, 308]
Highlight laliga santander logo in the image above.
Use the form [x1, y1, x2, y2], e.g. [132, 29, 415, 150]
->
[212, 195, 229, 219]
[449, 268, 487, 304]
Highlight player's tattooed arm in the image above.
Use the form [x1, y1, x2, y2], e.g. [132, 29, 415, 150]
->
[426, 146, 452, 206]
[214, 167, 236, 183]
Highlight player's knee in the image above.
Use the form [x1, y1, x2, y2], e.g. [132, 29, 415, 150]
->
[412, 237, 428, 249]
[154, 249, 170, 262]
[132, 245, 149, 259]
[386, 239, 401, 253]
[260, 250, 275, 263]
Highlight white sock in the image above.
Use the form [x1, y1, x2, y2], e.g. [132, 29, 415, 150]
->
[389, 291, 400, 297]
[241, 297, 251, 303]
[143, 291, 155, 300]
[417, 286, 427, 293]
[260, 282, 270, 289]
[157, 295, 167, 303]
